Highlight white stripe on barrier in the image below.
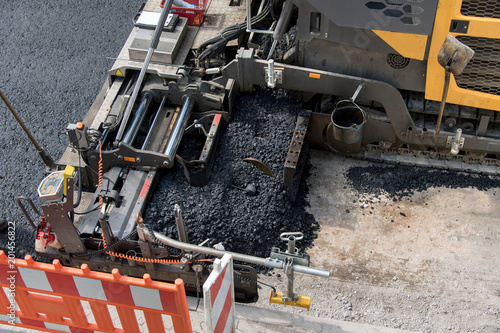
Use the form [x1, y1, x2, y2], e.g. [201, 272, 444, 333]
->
[18, 267, 53, 292]
[223, 304, 234, 333]
[44, 322, 71, 332]
[211, 264, 231, 326]
[73, 276, 107, 301]
[0, 314, 21, 325]
[130, 285, 163, 310]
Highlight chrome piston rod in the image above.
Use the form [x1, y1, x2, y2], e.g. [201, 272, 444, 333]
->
[163, 96, 195, 164]
[122, 92, 153, 145]
[148, 228, 330, 278]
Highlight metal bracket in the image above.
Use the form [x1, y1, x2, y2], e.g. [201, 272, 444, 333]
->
[265, 67, 283, 86]
[284, 111, 310, 202]
[446, 136, 464, 148]
[177, 114, 224, 186]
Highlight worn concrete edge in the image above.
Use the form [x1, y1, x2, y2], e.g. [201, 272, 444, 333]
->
[186, 296, 415, 333]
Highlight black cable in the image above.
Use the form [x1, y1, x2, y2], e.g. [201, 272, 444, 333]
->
[233, 271, 277, 293]
[73, 151, 83, 209]
[73, 205, 100, 215]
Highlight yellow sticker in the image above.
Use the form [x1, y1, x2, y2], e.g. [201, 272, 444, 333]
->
[115, 69, 124, 76]
[124, 156, 136, 162]
[309, 73, 321, 79]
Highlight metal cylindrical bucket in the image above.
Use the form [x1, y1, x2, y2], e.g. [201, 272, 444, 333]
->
[331, 100, 366, 144]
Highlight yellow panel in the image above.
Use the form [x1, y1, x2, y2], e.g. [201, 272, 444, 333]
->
[63, 166, 75, 196]
[425, 1, 500, 111]
[372, 30, 428, 61]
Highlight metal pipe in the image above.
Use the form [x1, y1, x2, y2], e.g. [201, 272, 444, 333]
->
[142, 96, 167, 150]
[115, 0, 175, 142]
[164, 95, 195, 158]
[122, 92, 154, 145]
[151, 229, 330, 278]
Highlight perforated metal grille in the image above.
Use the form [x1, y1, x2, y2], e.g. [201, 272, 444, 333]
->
[455, 36, 500, 96]
[387, 53, 410, 69]
[461, 0, 500, 18]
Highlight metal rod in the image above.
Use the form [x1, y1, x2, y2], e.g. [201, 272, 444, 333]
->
[141, 95, 167, 150]
[246, 0, 252, 32]
[435, 66, 451, 135]
[115, 0, 175, 142]
[351, 83, 365, 102]
[287, 236, 295, 254]
[122, 92, 153, 145]
[174, 204, 189, 243]
[164, 95, 195, 158]
[285, 259, 295, 300]
[150, 229, 330, 277]
[0, 89, 56, 168]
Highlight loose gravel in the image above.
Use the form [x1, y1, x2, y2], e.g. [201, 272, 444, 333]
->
[145, 88, 318, 260]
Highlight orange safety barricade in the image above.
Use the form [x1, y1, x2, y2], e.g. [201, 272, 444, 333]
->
[0, 251, 192, 333]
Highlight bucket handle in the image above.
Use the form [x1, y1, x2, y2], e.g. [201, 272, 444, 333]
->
[331, 100, 366, 128]
[332, 83, 365, 111]
[331, 83, 366, 123]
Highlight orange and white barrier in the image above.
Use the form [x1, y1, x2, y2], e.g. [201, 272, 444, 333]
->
[203, 254, 235, 333]
[0, 251, 192, 333]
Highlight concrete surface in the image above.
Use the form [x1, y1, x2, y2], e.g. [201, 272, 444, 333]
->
[0, 295, 413, 333]
[255, 150, 500, 332]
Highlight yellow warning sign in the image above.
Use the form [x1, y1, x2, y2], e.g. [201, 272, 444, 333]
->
[115, 69, 124, 76]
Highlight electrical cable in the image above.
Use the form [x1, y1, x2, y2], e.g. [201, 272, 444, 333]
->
[73, 151, 83, 209]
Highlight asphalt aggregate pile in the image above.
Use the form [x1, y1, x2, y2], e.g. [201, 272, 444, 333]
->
[145, 88, 319, 260]
[0, 0, 144, 257]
